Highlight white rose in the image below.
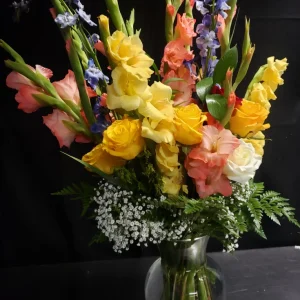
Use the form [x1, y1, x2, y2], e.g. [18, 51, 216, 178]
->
[223, 140, 262, 184]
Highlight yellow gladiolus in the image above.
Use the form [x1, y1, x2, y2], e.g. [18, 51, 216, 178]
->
[248, 83, 271, 110]
[174, 103, 207, 145]
[106, 66, 152, 111]
[82, 144, 126, 174]
[102, 118, 145, 160]
[156, 143, 180, 176]
[142, 118, 175, 144]
[161, 168, 185, 196]
[139, 82, 174, 122]
[243, 131, 266, 156]
[107, 30, 154, 80]
[230, 99, 270, 137]
[262, 57, 288, 92]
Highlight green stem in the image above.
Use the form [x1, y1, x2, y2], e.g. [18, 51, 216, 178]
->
[51, 0, 96, 127]
[185, 0, 193, 18]
[244, 65, 266, 99]
[165, 0, 183, 42]
[104, 0, 127, 35]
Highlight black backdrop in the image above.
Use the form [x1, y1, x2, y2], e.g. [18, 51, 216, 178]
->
[0, 0, 300, 268]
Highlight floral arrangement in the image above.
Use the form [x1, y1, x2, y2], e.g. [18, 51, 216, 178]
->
[1, 0, 299, 254]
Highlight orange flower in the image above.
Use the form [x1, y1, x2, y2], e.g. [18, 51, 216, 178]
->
[160, 39, 194, 73]
[175, 13, 196, 46]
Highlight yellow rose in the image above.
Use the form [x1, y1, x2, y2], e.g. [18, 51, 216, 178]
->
[262, 57, 288, 92]
[106, 66, 152, 111]
[243, 131, 266, 156]
[156, 143, 180, 176]
[174, 104, 207, 145]
[82, 144, 126, 174]
[107, 31, 154, 80]
[230, 100, 270, 137]
[162, 168, 184, 195]
[102, 118, 145, 160]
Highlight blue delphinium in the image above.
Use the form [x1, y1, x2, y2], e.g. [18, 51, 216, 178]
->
[91, 96, 111, 135]
[55, 12, 78, 29]
[85, 59, 109, 90]
[76, 8, 97, 26]
[88, 33, 100, 46]
[73, 0, 84, 9]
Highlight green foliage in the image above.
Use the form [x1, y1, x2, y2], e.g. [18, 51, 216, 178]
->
[89, 232, 107, 246]
[213, 46, 238, 84]
[206, 94, 228, 121]
[196, 77, 213, 103]
[52, 182, 95, 217]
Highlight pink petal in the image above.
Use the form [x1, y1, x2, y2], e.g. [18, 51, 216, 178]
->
[52, 70, 80, 105]
[49, 7, 57, 19]
[201, 125, 219, 151]
[15, 86, 44, 113]
[6, 71, 34, 90]
[86, 85, 98, 98]
[217, 129, 240, 155]
[35, 65, 53, 79]
[94, 41, 106, 56]
[43, 109, 76, 148]
[75, 135, 91, 143]
[66, 39, 72, 54]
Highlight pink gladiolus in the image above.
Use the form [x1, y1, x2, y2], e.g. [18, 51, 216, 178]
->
[43, 109, 77, 148]
[185, 125, 239, 198]
[160, 39, 194, 73]
[75, 135, 91, 143]
[49, 7, 57, 19]
[15, 85, 44, 113]
[6, 64, 53, 113]
[217, 15, 225, 41]
[175, 13, 196, 46]
[53, 70, 80, 105]
[66, 39, 72, 54]
[163, 65, 195, 106]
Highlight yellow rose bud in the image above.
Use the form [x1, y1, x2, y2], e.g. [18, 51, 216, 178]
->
[230, 99, 270, 137]
[243, 131, 265, 156]
[82, 144, 126, 174]
[156, 143, 180, 176]
[174, 103, 207, 145]
[106, 66, 152, 111]
[107, 30, 154, 80]
[102, 118, 145, 160]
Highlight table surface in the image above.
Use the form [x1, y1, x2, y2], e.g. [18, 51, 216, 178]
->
[0, 246, 299, 300]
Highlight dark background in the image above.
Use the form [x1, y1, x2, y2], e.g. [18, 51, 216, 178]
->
[0, 0, 299, 268]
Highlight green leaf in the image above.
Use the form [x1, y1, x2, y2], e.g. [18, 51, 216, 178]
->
[61, 151, 119, 184]
[206, 94, 227, 121]
[213, 46, 238, 84]
[196, 77, 213, 102]
[62, 120, 87, 135]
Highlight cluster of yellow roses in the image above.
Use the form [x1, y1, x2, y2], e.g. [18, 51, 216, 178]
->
[83, 30, 207, 194]
[230, 57, 288, 155]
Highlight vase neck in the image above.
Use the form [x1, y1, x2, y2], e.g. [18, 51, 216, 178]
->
[159, 236, 209, 271]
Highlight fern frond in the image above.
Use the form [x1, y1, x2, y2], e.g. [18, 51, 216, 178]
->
[52, 182, 95, 216]
[247, 198, 263, 229]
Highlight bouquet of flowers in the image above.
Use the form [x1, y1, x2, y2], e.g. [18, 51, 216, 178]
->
[2, 0, 299, 298]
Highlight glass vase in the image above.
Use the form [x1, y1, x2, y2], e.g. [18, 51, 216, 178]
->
[145, 236, 226, 300]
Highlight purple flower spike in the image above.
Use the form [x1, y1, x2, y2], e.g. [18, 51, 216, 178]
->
[55, 12, 78, 29]
[195, 1, 209, 15]
[85, 59, 109, 90]
[73, 0, 84, 9]
[76, 8, 96, 26]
